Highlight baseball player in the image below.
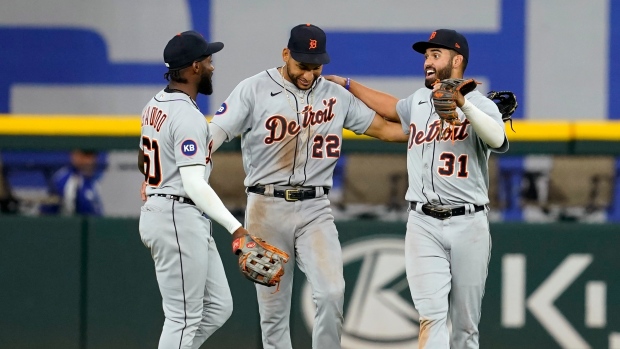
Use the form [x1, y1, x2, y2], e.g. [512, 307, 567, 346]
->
[138, 31, 249, 349]
[327, 29, 508, 349]
[209, 24, 407, 349]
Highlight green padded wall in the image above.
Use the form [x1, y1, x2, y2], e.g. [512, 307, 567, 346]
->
[0, 216, 83, 349]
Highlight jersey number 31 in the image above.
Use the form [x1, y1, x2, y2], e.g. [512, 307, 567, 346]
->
[437, 152, 469, 178]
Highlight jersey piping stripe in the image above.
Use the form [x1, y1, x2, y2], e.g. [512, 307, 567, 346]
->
[428, 94, 444, 205]
[266, 69, 284, 89]
[154, 97, 199, 110]
[430, 140, 444, 205]
[478, 225, 492, 324]
[266, 69, 303, 186]
[299, 82, 319, 186]
[162, 88, 200, 109]
[295, 93, 306, 186]
[420, 100, 432, 204]
[171, 201, 188, 348]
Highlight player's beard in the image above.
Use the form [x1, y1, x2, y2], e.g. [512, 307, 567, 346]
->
[425, 61, 453, 89]
[285, 64, 315, 91]
[198, 73, 213, 95]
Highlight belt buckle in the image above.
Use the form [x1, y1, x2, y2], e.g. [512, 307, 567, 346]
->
[424, 204, 452, 220]
[284, 189, 300, 202]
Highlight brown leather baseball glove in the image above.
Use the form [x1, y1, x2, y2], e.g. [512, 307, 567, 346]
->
[232, 234, 289, 291]
[432, 78, 480, 126]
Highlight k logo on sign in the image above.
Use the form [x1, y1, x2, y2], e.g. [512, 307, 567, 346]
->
[301, 236, 420, 348]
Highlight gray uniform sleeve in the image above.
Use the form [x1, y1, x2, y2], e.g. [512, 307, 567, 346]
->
[210, 79, 254, 140]
[171, 109, 208, 167]
[343, 93, 375, 135]
[396, 95, 414, 134]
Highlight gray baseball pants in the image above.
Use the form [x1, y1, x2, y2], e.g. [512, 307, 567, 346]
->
[405, 204, 491, 349]
[245, 189, 345, 349]
[140, 196, 233, 349]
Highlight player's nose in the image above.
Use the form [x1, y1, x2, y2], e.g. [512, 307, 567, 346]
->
[302, 70, 314, 81]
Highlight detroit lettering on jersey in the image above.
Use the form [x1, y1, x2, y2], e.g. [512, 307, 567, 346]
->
[141, 106, 168, 132]
[407, 119, 470, 147]
[264, 98, 336, 144]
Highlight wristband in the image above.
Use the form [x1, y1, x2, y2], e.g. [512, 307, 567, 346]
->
[345, 78, 351, 91]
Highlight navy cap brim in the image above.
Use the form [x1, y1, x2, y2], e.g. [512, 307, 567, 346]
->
[412, 41, 453, 54]
[205, 42, 224, 56]
[290, 51, 330, 65]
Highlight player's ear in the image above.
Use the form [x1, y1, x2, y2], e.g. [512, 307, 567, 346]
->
[282, 48, 290, 62]
[453, 54, 463, 70]
[192, 61, 200, 72]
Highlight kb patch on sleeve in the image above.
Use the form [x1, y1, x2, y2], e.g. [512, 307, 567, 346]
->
[215, 102, 227, 115]
[181, 139, 198, 156]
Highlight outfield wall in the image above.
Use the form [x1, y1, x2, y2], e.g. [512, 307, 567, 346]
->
[1, 217, 618, 349]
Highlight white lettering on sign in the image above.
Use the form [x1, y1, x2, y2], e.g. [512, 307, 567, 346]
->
[501, 254, 611, 349]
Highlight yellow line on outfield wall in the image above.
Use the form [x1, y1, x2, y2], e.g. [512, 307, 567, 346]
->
[1, 115, 620, 141]
[0, 115, 140, 136]
[573, 121, 620, 141]
[505, 120, 620, 141]
[505, 121, 571, 141]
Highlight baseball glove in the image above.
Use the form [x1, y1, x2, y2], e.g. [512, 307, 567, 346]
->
[432, 78, 480, 126]
[487, 90, 518, 131]
[232, 234, 289, 291]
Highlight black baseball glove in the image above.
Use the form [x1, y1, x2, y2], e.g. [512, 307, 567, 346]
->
[487, 90, 518, 131]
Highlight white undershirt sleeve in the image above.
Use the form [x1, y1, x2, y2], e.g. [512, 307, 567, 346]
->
[179, 165, 242, 234]
[460, 99, 505, 149]
[210, 123, 228, 152]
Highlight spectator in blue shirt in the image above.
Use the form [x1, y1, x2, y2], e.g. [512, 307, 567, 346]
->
[40, 149, 104, 216]
[0, 156, 19, 214]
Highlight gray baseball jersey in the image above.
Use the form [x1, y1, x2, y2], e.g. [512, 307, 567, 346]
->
[210, 67, 374, 349]
[211, 67, 374, 188]
[140, 89, 213, 198]
[396, 89, 508, 205]
[139, 88, 231, 349]
[396, 87, 508, 349]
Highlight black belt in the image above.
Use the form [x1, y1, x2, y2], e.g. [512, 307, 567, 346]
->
[410, 201, 485, 220]
[248, 186, 329, 202]
[149, 194, 195, 206]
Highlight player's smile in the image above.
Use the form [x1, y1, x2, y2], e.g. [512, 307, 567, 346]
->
[425, 67, 437, 80]
[297, 77, 312, 89]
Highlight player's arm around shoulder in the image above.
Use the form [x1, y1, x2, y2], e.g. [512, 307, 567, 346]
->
[363, 114, 409, 143]
[324, 75, 400, 122]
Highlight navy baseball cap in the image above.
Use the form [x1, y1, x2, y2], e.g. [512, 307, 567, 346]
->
[287, 24, 330, 65]
[164, 30, 224, 70]
[412, 29, 469, 62]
